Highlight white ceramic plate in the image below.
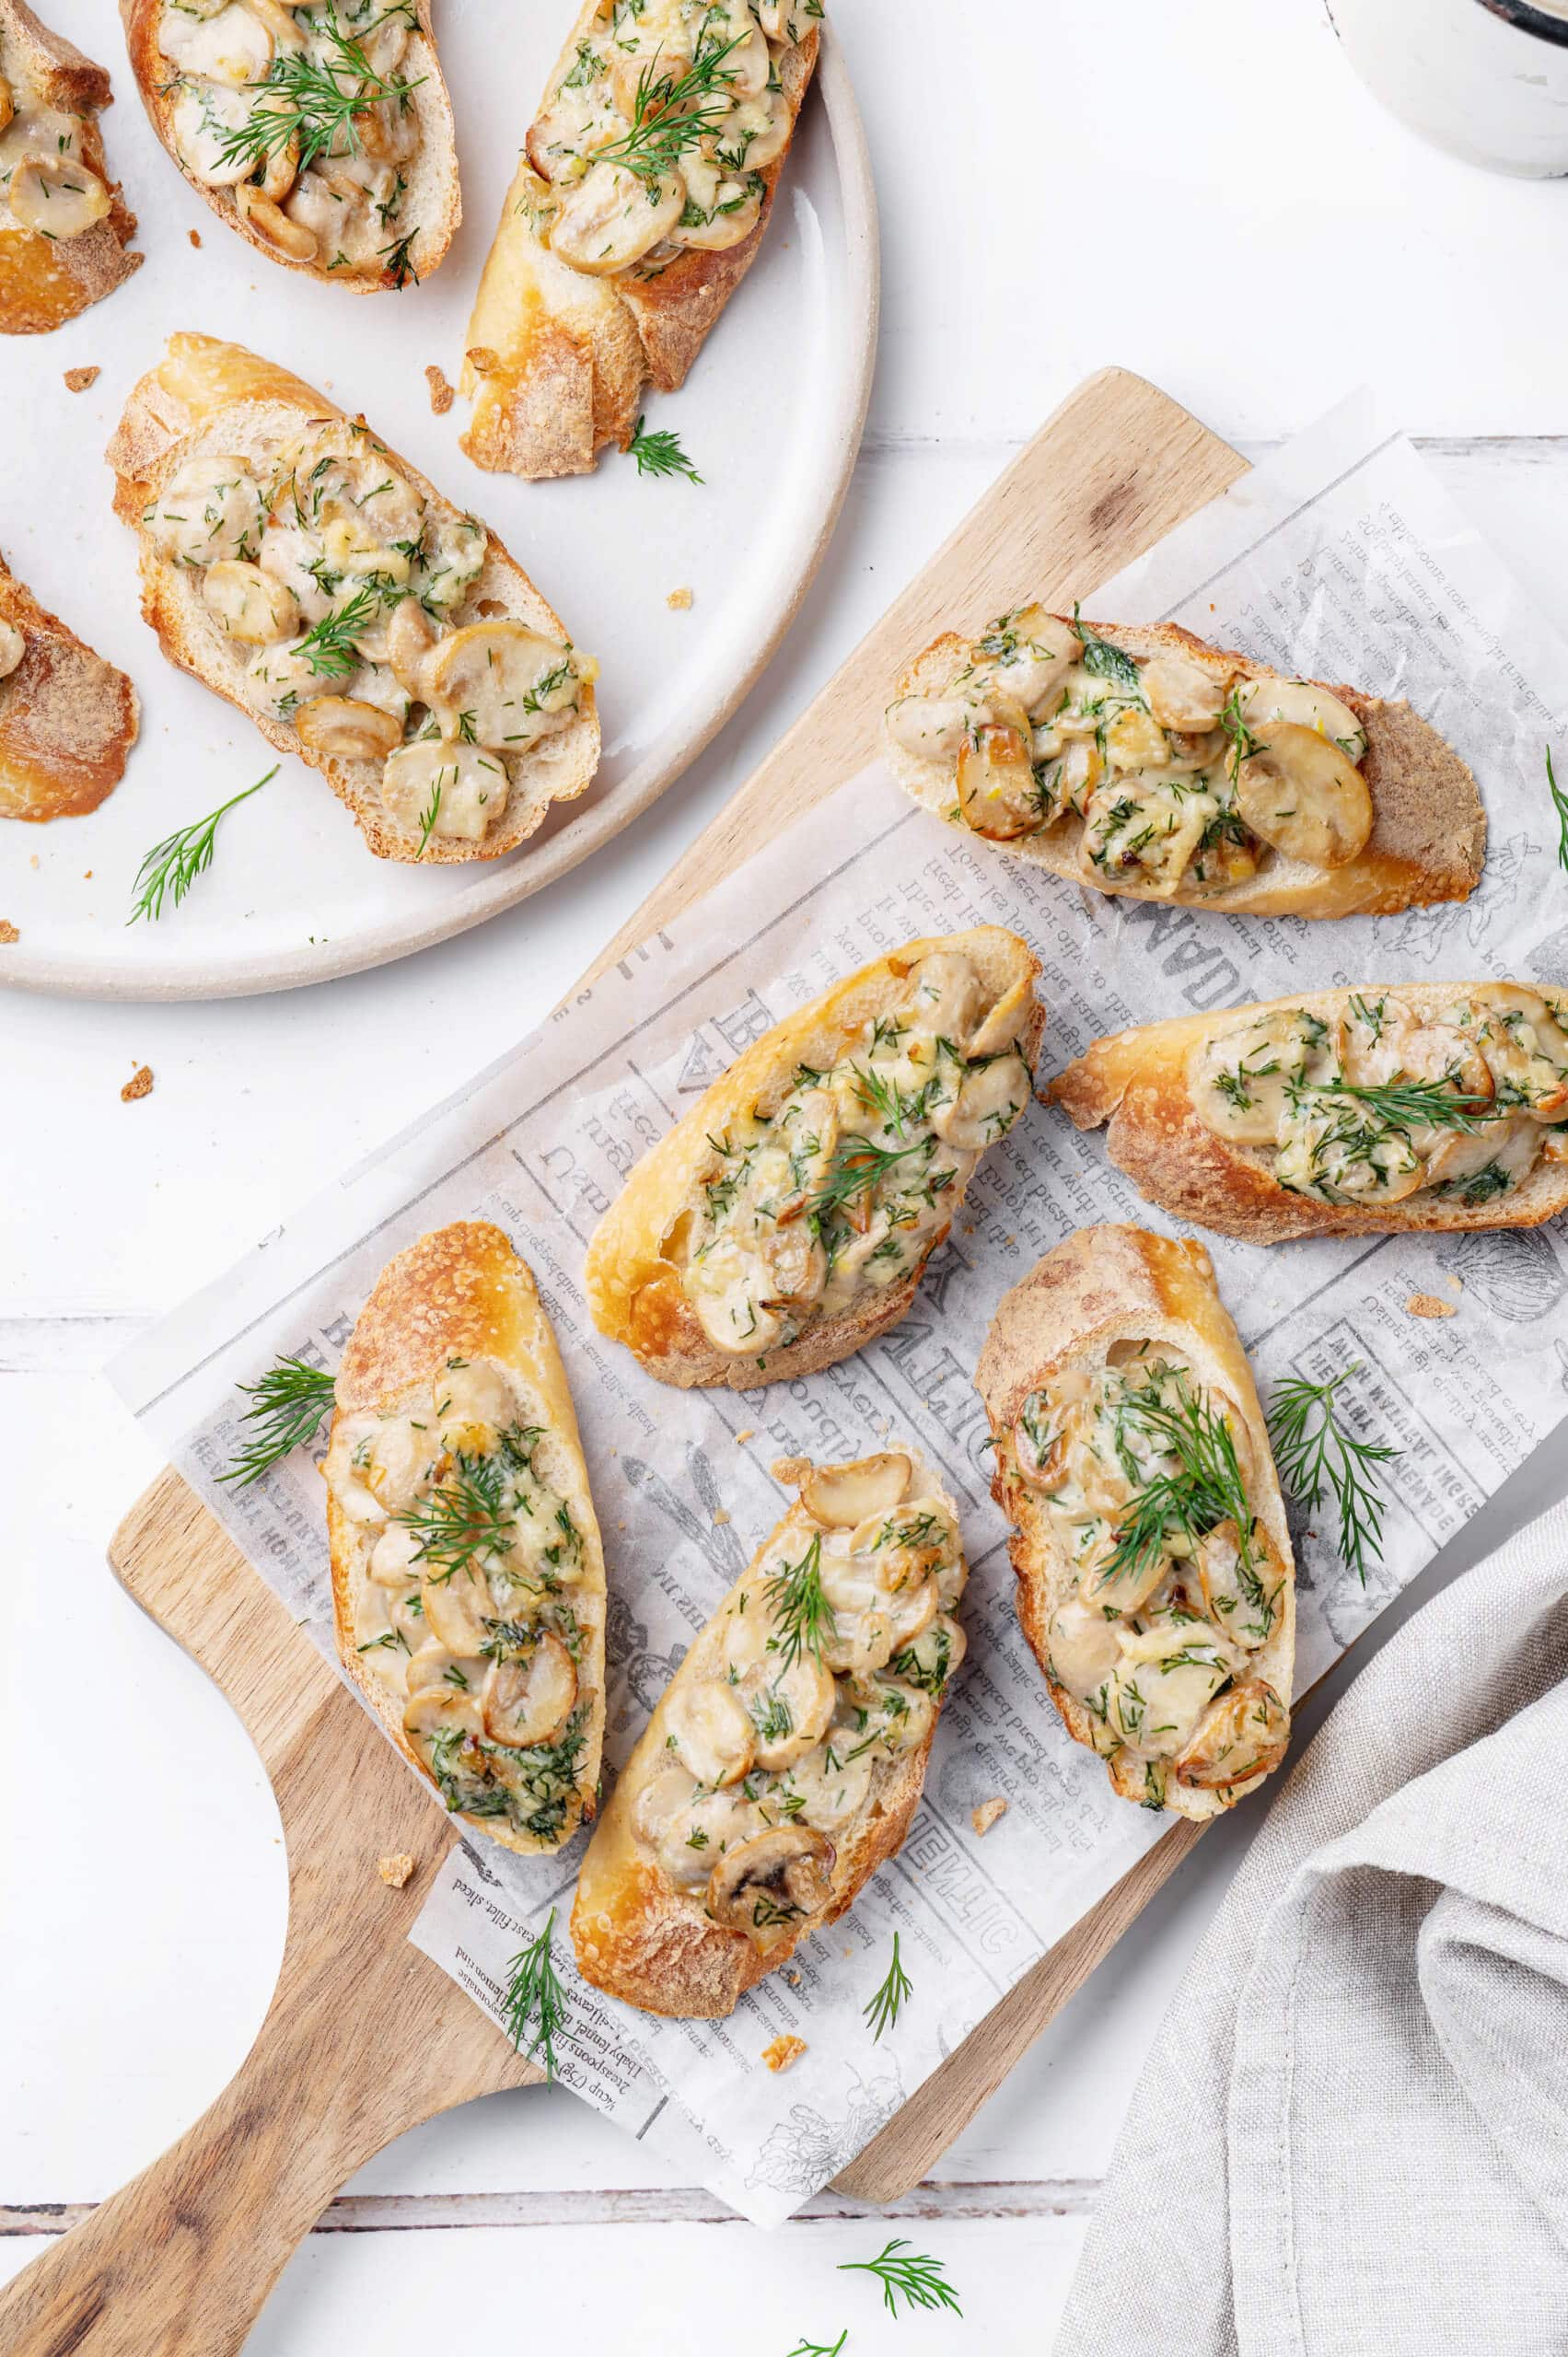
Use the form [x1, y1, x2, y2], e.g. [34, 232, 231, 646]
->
[1, 7, 877, 1000]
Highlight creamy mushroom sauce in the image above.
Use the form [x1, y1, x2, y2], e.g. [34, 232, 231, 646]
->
[630, 1452, 965, 1952]
[674, 950, 1032, 1360]
[158, 0, 427, 280]
[0, 48, 113, 243]
[519, 0, 819, 280]
[1010, 1342, 1290, 1811]
[888, 606, 1376, 900]
[1191, 986, 1568, 1209]
[326, 1354, 599, 1844]
[141, 414, 592, 849]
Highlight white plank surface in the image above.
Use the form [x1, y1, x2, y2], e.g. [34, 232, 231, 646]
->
[10, 0, 1568, 2344]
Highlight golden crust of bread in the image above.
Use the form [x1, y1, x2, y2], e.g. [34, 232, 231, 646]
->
[1051, 982, 1568, 1244]
[459, 16, 818, 479]
[120, 0, 459, 290]
[327, 1221, 608, 1857]
[975, 1225, 1295, 1822]
[583, 926, 1046, 1388]
[885, 614, 1486, 920]
[571, 1454, 957, 2018]
[105, 332, 600, 863]
[0, 0, 142, 333]
[0, 552, 138, 819]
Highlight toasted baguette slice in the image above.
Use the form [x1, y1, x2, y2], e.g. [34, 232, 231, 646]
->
[0, 0, 141, 333]
[574, 1446, 966, 2016]
[0, 552, 138, 819]
[459, 3, 820, 480]
[122, 0, 458, 291]
[885, 610, 1484, 920]
[1052, 982, 1568, 1244]
[325, 1223, 607, 1857]
[107, 334, 600, 863]
[585, 926, 1045, 1389]
[976, 1225, 1295, 1820]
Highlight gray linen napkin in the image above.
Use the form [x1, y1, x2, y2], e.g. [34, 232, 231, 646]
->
[1056, 1499, 1568, 2357]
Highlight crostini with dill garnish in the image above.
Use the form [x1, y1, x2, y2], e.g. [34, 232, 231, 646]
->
[572, 1447, 966, 2017]
[977, 1225, 1296, 1819]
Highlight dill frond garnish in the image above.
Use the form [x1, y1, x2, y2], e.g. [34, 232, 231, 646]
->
[218, 1353, 336, 1485]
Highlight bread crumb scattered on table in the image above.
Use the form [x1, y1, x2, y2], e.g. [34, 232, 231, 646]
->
[761, 2035, 807, 2073]
[466, 344, 500, 376]
[1407, 1294, 1456, 1319]
[1446, 1272, 1464, 1292]
[425, 364, 454, 415]
[972, 1796, 1008, 1838]
[734, 1427, 754, 1445]
[121, 1065, 154, 1103]
[712, 1507, 730, 1526]
[377, 1853, 415, 1888]
[64, 366, 99, 392]
[0, 921, 17, 946]
[667, 586, 693, 610]
[189, 228, 202, 248]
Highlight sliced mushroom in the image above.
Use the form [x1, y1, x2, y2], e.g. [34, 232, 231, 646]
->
[726, 85, 790, 168]
[1173, 1678, 1290, 1791]
[631, 1761, 699, 1846]
[1275, 1104, 1426, 1204]
[744, 1653, 836, 1771]
[761, 1224, 826, 1309]
[1235, 721, 1372, 868]
[402, 1684, 484, 1743]
[403, 1643, 470, 1696]
[1473, 986, 1568, 1120]
[158, 3, 273, 84]
[435, 1358, 515, 1456]
[0, 619, 24, 679]
[549, 158, 685, 273]
[386, 597, 438, 699]
[168, 79, 258, 186]
[1103, 706, 1169, 772]
[799, 1452, 912, 1528]
[978, 605, 1081, 714]
[902, 949, 983, 1043]
[296, 695, 403, 762]
[931, 1052, 1029, 1151]
[360, 1417, 440, 1512]
[202, 559, 297, 644]
[966, 974, 1034, 1061]
[1190, 1010, 1339, 1145]
[1056, 733, 1104, 814]
[665, 1678, 756, 1787]
[235, 180, 319, 261]
[1045, 1593, 1123, 1700]
[844, 1672, 935, 1755]
[421, 1564, 494, 1657]
[1104, 1633, 1234, 1762]
[956, 705, 1044, 841]
[482, 1632, 577, 1749]
[1142, 650, 1228, 732]
[1424, 1112, 1539, 1193]
[9, 155, 110, 238]
[367, 1521, 424, 1588]
[886, 692, 987, 763]
[706, 1826, 835, 1948]
[1239, 677, 1365, 761]
[1195, 1518, 1285, 1652]
[380, 740, 511, 844]
[774, 1741, 874, 1834]
[0, 75, 14, 135]
[847, 1501, 958, 1591]
[424, 621, 575, 750]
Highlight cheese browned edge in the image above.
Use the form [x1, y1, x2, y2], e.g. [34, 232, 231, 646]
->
[0, 0, 142, 333]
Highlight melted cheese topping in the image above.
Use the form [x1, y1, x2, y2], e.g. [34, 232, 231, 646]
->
[140, 413, 592, 848]
[520, 0, 818, 279]
[628, 1453, 966, 1951]
[1011, 1343, 1290, 1812]
[673, 949, 1032, 1359]
[157, 0, 425, 278]
[889, 606, 1375, 900]
[325, 1353, 601, 1845]
[1190, 987, 1568, 1209]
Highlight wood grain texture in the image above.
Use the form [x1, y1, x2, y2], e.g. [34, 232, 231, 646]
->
[0, 369, 1247, 2351]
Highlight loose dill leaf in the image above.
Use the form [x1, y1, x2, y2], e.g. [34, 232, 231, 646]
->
[1267, 1364, 1400, 1585]
[416, 778, 443, 857]
[1303, 1074, 1499, 1135]
[294, 582, 383, 679]
[212, 4, 426, 178]
[595, 34, 743, 183]
[127, 768, 277, 924]
[218, 1353, 336, 1485]
[839, 2238, 963, 2320]
[1072, 601, 1142, 694]
[785, 2336, 847, 2357]
[377, 228, 419, 289]
[765, 1532, 837, 1671]
[862, 1932, 912, 2042]
[1547, 746, 1568, 874]
[502, 1907, 569, 2080]
[627, 412, 703, 483]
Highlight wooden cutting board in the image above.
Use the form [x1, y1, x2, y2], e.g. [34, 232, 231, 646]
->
[0, 367, 1245, 2357]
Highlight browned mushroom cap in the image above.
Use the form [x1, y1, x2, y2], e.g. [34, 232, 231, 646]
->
[955, 697, 1040, 841]
[1234, 722, 1372, 868]
[799, 1453, 912, 1527]
[706, 1826, 836, 1948]
[1172, 1678, 1290, 1791]
[482, 1633, 578, 1749]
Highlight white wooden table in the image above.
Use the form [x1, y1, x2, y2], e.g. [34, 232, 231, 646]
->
[8, 1, 1568, 2345]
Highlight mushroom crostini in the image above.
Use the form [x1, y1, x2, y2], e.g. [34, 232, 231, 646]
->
[885, 609, 1484, 919]
[0, 0, 141, 332]
[0, 552, 138, 819]
[572, 1447, 967, 2016]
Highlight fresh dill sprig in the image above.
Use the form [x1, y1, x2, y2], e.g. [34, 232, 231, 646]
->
[1099, 1370, 1255, 1592]
[627, 413, 703, 482]
[806, 1135, 933, 1221]
[1304, 1074, 1498, 1135]
[862, 1932, 912, 2041]
[596, 35, 742, 183]
[839, 2239, 963, 2320]
[378, 228, 419, 289]
[1267, 1364, 1400, 1586]
[786, 2337, 847, 2357]
[218, 1353, 336, 1485]
[416, 778, 443, 857]
[212, 4, 426, 177]
[502, 1907, 569, 2081]
[295, 583, 383, 679]
[127, 768, 277, 924]
[765, 1531, 837, 1671]
[1547, 746, 1568, 874]
[1072, 600, 1142, 694]
[395, 1451, 514, 1581]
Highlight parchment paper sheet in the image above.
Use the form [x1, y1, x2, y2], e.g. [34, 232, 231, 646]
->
[110, 395, 1568, 2226]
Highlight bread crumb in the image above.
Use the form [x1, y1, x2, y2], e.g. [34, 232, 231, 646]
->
[377, 1852, 415, 1888]
[425, 363, 454, 415]
[29, 853, 39, 868]
[1446, 1271, 1464, 1293]
[762, 2035, 807, 2073]
[772, 1455, 809, 1485]
[0, 921, 17, 946]
[121, 1064, 154, 1103]
[971, 1796, 1008, 1838]
[466, 344, 500, 376]
[712, 1507, 730, 1526]
[83, 870, 92, 879]
[1407, 1293, 1456, 1319]
[734, 1427, 755, 1445]
[667, 586, 693, 610]
[64, 366, 99, 392]
[189, 227, 202, 248]
[784, 1968, 802, 1986]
